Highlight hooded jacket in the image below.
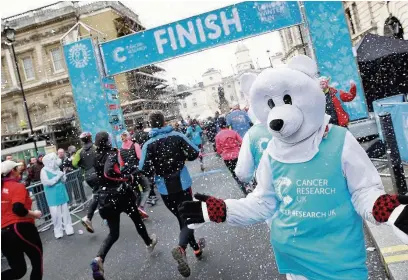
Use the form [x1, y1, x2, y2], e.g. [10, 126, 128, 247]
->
[215, 128, 243, 160]
[139, 125, 199, 195]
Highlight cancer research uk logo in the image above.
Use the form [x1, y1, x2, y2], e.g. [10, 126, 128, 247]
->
[68, 43, 91, 68]
[274, 177, 293, 206]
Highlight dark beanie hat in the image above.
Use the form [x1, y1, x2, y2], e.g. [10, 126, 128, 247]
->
[218, 117, 227, 128]
[95, 131, 111, 148]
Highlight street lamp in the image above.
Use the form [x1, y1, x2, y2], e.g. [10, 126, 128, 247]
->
[3, 23, 38, 154]
[266, 50, 273, 68]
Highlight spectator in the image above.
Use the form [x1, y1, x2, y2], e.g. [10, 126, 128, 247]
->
[226, 104, 252, 138]
[133, 121, 149, 147]
[28, 153, 49, 221]
[28, 154, 44, 183]
[40, 153, 74, 239]
[17, 160, 30, 187]
[57, 148, 66, 171]
[61, 146, 76, 173]
[5, 155, 12, 161]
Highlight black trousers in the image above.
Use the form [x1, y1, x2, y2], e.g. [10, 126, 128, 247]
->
[224, 159, 247, 195]
[161, 188, 199, 250]
[97, 189, 152, 261]
[1, 222, 43, 280]
[86, 180, 99, 221]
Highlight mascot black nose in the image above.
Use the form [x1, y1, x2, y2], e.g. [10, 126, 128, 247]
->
[270, 119, 284, 131]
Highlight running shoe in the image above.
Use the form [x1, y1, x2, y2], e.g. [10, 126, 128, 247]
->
[91, 257, 105, 280]
[200, 163, 205, 172]
[147, 234, 158, 253]
[194, 237, 206, 260]
[138, 207, 149, 220]
[81, 217, 94, 233]
[172, 246, 191, 277]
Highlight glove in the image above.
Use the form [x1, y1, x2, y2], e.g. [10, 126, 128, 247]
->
[179, 193, 227, 224]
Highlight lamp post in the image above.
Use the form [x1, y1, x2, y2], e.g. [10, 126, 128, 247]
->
[266, 50, 273, 68]
[4, 23, 38, 154]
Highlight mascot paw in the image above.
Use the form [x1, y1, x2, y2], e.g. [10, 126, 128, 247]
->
[179, 193, 226, 224]
[373, 194, 406, 223]
[388, 205, 408, 244]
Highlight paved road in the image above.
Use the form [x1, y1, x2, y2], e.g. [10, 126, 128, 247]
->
[3, 150, 388, 279]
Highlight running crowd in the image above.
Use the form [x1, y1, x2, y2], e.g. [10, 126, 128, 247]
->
[1, 103, 260, 280]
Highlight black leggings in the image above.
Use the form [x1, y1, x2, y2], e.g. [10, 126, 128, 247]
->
[97, 190, 152, 261]
[224, 159, 247, 195]
[1, 222, 43, 280]
[87, 194, 99, 220]
[161, 188, 199, 250]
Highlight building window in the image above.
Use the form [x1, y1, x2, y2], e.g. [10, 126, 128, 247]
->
[230, 95, 235, 101]
[212, 87, 215, 90]
[209, 77, 213, 80]
[21, 56, 35, 81]
[351, 3, 360, 33]
[50, 47, 64, 73]
[183, 102, 187, 109]
[228, 84, 231, 88]
[192, 98, 197, 107]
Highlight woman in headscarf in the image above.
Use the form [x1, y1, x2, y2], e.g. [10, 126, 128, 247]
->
[40, 153, 74, 239]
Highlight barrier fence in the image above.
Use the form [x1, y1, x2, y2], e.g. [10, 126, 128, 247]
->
[27, 169, 92, 232]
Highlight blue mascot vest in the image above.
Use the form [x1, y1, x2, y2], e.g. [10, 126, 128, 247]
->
[269, 126, 367, 280]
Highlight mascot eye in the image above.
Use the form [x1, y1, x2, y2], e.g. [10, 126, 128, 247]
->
[268, 99, 275, 109]
[283, 94, 292, 105]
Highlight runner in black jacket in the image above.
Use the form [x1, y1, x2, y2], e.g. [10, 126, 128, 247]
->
[139, 111, 205, 278]
[90, 131, 157, 280]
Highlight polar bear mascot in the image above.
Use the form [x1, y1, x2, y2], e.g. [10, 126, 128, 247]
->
[179, 55, 408, 280]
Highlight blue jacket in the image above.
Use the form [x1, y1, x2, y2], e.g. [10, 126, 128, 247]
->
[139, 126, 199, 195]
[226, 110, 252, 138]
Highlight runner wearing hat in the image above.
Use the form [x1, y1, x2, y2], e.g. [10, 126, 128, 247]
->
[1, 160, 43, 279]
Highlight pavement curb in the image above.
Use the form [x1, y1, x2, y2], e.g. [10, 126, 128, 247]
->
[365, 221, 408, 280]
[365, 221, 393, 280]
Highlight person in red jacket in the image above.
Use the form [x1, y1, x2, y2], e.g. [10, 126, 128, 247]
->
[215, 117, 251, 195]
[319, 76, 356, 127]
[1, 160, 43, 280]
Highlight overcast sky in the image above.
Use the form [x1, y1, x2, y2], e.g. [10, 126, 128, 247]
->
[2, 0, 283, 85]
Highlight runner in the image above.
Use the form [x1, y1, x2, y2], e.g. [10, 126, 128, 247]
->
[91, 131, 157, 280]
[214, 117, 249, 195]
[186, 119, 204, 171]
[1, 160, 43, 280]
[118, 131, 150, 218]
[73, 132, 98, 233]
[225, 103, 252, 138]
[139, 111, 205, 278]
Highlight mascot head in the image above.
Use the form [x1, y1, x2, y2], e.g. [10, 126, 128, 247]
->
[250, 55, 325, 144]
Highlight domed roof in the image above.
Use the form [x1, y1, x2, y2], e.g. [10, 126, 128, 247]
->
[235, 42, 249, 53]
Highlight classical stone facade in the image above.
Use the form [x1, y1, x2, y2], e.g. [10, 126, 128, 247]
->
[1, 1, 172, 158]
[279, 1, 408, 61]
[177, 42, 283, 119]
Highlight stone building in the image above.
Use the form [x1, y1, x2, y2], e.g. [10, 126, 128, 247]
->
[1, 1, 173, 159]
[279, 1, 408, 61]
[177, 42, 283, 120]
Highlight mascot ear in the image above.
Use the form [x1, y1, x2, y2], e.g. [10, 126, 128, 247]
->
[239, 72, 258, 98]
[287, 55, 318, 78]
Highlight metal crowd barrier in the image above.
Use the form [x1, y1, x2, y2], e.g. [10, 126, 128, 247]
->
[27, 169, 90, 232]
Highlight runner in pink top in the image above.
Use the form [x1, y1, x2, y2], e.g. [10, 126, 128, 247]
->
[215, 117, 249, 195]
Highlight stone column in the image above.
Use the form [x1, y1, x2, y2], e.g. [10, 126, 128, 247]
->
[5, 48, 18, 87]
